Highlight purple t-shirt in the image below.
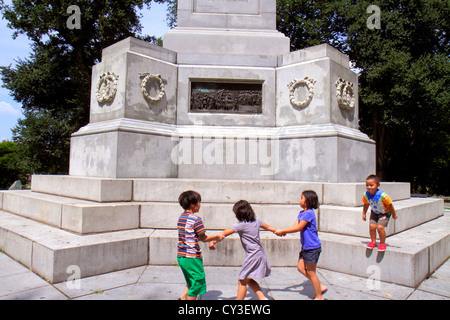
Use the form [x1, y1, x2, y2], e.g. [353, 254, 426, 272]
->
[297, 209, 321, 250]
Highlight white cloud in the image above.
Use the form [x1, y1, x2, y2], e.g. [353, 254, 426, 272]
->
[0, 101, 22, 116]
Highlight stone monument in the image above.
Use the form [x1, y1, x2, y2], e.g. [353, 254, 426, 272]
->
[0, 0, 446, 287]
[69, 0, 375, 182]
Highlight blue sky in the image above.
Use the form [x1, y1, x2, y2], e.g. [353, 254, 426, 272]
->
[0, 1, 170, 141]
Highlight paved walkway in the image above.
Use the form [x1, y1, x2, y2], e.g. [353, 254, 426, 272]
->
[0, 249, 448, 300]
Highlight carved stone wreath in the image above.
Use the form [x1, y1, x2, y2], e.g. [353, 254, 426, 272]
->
[335, 78, 355, 110]
[139, 73, 165, 103]
[96, 72, 119, 104]
[287, 77, 316, 109]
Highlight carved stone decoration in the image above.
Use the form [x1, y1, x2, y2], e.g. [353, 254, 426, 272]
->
[288, 77, 316, 109]
[96, 72, 119, 104]
[139, 73, 165, 104]
[190, 82, 262, 114]
[335, 78, 355, 110]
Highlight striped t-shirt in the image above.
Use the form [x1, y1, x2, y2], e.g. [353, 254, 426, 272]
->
[177, 212, 206, 259]
[362, 189, 393, 215]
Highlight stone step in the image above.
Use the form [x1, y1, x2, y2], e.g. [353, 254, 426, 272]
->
[149, 213, 450, 288]
[0, 208, 447, 287]
[0, 210, 151, 283]
[140, 202, 299, 229]
[0, 190, 140, 234]
[319, 197, 444, 237]
[1, 190, 441, 237]
[30, 175, 411, 206]
[318, 213, 450, 287]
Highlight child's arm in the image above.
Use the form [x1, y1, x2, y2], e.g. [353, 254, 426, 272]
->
[199, 231, 225, 243]
[208, 228, 235, 250]
[261, 222, 277, 233]
[362, 203, 369, 221]
[275, 219, 308, 236]
[389, 203, 397, 219]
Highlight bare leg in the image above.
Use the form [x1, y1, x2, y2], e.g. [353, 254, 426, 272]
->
[180, 285, 197, 300]
[377, 225, 386, 244]
[237, 279, 267, 300]
[305, 263, 324, 300]
[297, 259, 327, 298]
[237, 280, 248, 300]
[247, 279, 268, 300]
[369, 224, 377, 243]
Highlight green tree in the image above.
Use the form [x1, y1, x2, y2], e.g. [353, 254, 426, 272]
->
[329, 0, 449, 194]
[0, 0, 169, 175]
[276, 0, 449, 194]
[0, 140, 25, 189]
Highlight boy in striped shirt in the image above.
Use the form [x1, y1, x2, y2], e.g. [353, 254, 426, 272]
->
[177, 190, 224, 300]
[362, 174, 398, 252]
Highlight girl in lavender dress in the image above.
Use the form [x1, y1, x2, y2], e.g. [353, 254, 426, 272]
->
[210, 200, 277, 300]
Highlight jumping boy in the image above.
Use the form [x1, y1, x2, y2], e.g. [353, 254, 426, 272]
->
[177, 190, 224, 300]
[362, 174, 398, 252]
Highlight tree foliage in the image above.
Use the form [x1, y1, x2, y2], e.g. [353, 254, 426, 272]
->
[0, 140, 25, 189]
[0, 0, 168, 176]
[277, 0, 449, 194]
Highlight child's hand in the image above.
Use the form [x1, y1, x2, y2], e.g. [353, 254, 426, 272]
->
[274, 229, 286, 237]
[362, 213, 366, 221]
[217, 233, 225, 242]
[209, 241, 217, 250]
[392, 213, 398, 220]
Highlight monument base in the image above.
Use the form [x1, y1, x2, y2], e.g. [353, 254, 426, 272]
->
[69, 118, 375, 182]
[0, 175, 447, 287]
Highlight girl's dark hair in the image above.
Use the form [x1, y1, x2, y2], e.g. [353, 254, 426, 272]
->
[233, 200, 256, 222]
[178, 190, 201, 210]
[302, 190, 319, 210]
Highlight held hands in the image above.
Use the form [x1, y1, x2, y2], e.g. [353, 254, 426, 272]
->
[209, 240, 217, 250]
[209, 233, 225, 250]
[274, 229, 286, 237]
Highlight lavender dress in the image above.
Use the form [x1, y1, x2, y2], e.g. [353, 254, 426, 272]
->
[231, 219, 271, 280]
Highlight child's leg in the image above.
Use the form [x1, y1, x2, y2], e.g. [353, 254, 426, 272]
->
[297, 258, 327, 294]
[247, 279, 267, 300]
[377, 225, 386, 244]
[237, 279, 267, 300]
[305, 263, 324, 300]
[179, 285, 189, 300]
[237, 279, 248, 300]
[369, 224, 377, 243]
[180, 286, 198, 300]
[376, 214, 390, 245]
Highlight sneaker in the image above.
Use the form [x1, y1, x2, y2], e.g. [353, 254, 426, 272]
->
[378, 244, 387, 252]
[366, 242, 377, 249]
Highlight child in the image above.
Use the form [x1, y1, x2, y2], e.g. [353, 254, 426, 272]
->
[210, 200, 277, 300]
[362, 174, 397, 252]
[275, 190, 327, 300]
[177, 190, 224, 300]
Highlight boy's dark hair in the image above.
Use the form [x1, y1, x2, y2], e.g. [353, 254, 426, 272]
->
[366, 174, 380, 184]
[178, 190, 201, 210]
[233, 200, 256, 222]
[302, 190, 319, 210]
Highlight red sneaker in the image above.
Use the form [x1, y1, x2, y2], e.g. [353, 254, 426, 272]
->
[378, 244, 387, 252]
[366, 242, 377, 249]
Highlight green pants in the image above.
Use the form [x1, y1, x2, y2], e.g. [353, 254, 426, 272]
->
[177, 257, 207, 297]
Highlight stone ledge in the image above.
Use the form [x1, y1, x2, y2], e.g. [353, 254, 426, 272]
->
[0, 210, 152, 283]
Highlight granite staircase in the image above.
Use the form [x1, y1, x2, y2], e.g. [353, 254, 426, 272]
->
[0, 175, 447, 287]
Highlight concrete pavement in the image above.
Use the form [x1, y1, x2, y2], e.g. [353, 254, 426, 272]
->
[0, 249, 448, 300]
